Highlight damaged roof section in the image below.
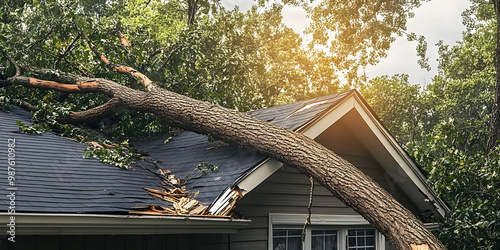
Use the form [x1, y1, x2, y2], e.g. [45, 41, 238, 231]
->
[0, 90, 353, 218]
[133, 90, 353, 216]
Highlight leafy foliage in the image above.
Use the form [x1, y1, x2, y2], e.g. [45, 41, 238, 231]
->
[305, 0, 425, 84]
[410, 124, 499, 249]
[362, 1, 499, 248]
[360, 74, 428, 145]
[83, 139, 141, 169]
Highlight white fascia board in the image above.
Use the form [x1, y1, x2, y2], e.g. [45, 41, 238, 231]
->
[236, 158, 283, 196]
[0, 213, 250, 235]
[349, 94, 448, 216]
[295, 92, 447, 217]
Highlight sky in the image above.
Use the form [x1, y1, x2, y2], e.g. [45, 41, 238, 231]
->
[222, 0, 472, 86]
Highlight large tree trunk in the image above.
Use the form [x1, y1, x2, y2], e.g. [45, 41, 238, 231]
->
[487, 0, 500, 151]
[4, 71, 445, 249]
[139, 87, 445, 250]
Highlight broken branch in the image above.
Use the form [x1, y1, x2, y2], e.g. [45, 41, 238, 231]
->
[11, 76, 99, 93]
[117, 30, 131, 49]
[76, 21, 156, 91]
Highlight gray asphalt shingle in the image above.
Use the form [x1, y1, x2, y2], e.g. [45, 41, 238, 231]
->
[0, 107, 166, 214]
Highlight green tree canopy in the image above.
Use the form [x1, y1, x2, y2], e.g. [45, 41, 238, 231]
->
[361, 1, 499, 248]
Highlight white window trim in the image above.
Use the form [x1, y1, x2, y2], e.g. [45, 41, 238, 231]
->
[269, 213, 386, 250]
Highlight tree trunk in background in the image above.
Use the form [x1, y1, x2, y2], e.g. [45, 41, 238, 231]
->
[487, 0, 500, 152]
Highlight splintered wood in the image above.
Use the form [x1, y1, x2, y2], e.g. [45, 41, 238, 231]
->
[131, 166, 240, 218]
[131, 187, 207, 216]
[130, 167, 211, 216]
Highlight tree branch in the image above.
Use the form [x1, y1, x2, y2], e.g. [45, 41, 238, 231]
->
[0, 46, 21, 76]
[27, 67, 85, 84]
[75, 21, 156, 91]
[36, 47, 88, 76]
[6, 54, 21, 76]
[53, 34, 81, 70]
[13, 99, 38, 111]
[117, 30, 131, 50]
[26, 18, 58, 51]
[10, 76, 99, 93]
[60, 97, 123, 124]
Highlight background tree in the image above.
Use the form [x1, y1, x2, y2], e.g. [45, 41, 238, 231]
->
[360, 74, 428, 145]
[361, 1, 499, 248]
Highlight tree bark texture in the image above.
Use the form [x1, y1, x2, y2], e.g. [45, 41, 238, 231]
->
[5, 71, 445, 249]
[487, 0, 500, 151]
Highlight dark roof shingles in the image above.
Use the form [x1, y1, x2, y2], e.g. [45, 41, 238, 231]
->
[0, 107, 166, 214]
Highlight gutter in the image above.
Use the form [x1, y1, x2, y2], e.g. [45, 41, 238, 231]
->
[0, 213, 251, 235]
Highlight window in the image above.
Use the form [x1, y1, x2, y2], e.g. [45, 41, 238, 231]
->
[311, 230, 338, 250]
[269, 214, 386, 250]
[273, 229, 303, 250]
[272, 228, 381, 250]
[347, 229, 376, 250]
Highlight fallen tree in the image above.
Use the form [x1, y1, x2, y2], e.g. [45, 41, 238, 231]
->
[0, 25, 445, 250]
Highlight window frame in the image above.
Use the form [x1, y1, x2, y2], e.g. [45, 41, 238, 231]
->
[269, 214, 386, 250]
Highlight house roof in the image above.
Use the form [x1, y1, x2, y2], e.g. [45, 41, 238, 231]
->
[0, 90, 350, 215]
[0, 107, 166, 214]
[132, 90, 352, 205]
[0, 89, 447, 219]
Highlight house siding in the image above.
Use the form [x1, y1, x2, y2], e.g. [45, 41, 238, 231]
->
[229, 122, 422, 250]
[230, 165, 359, 249]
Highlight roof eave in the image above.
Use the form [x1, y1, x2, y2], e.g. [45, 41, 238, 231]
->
[1, 213, 250, 235]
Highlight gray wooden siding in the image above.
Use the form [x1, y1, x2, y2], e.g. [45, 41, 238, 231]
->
[230, 165, 358, 249]
[230, 120, 421, 249]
